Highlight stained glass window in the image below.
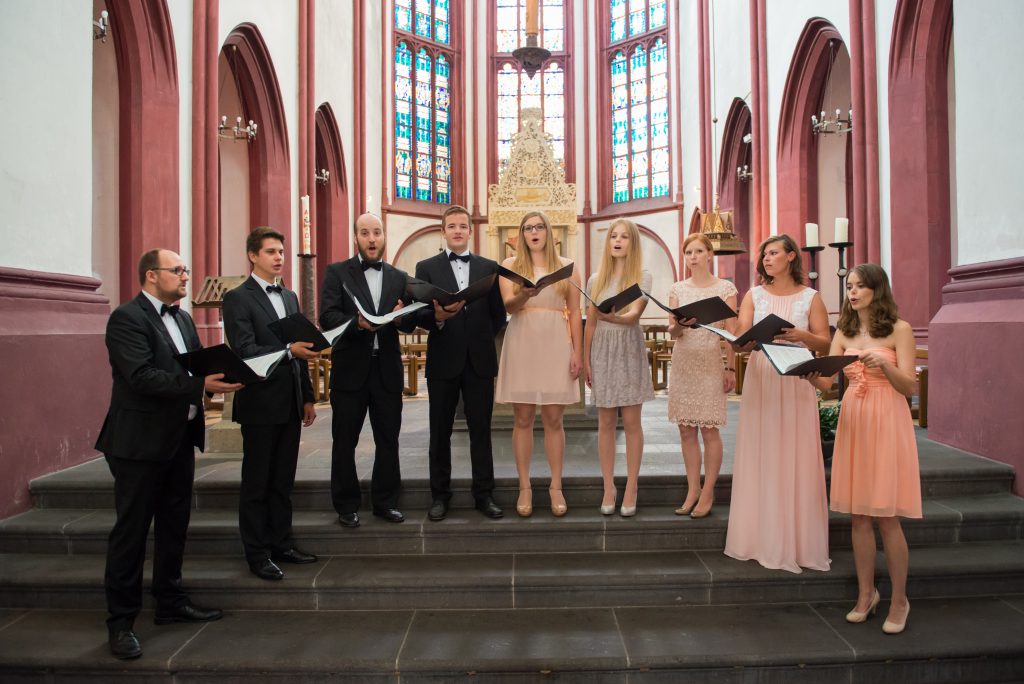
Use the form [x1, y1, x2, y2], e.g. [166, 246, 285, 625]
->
[607, 0, 670, 203]
[493, 0, 570, 180]
[394, 1, 455, 204]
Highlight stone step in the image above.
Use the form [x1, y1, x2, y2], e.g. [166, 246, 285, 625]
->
[1, 595, 1023, 683]
[2, 494, 1023, 557]
[0, 542, 1022, 613]
[26, 447, 1018, 511]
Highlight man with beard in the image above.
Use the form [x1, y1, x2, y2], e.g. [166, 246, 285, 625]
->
[319, 213, 416, 527]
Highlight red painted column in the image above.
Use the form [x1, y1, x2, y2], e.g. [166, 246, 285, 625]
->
[747, 0, 762, 250]
[353, 0, 366, 217]
[849, 0, 868, 266]
[756, 0, 769, 246]
[697, 0, 710, 211]
[861, 0, 881, 265]
[308, 0, 317, 244]
[204, 1, 220, 342]
[299, 0, 309, 206]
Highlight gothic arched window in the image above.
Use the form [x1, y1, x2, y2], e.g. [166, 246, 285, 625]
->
[490, 0, 574, 182]
[394, 0, 458, 204]
[603, 0, 670, 205]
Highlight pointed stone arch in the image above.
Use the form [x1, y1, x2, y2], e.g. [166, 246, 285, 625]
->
[314, 103, 350, 287]
[716, 98, 754, 299]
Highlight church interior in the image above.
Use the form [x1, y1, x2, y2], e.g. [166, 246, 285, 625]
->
[0, 0, 1023, 680]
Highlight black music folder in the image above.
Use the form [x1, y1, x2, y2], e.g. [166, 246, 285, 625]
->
[405, 273, 497, 307]
[497, 262, 575, 290]
[645, 292, 737, 325]
[576, 282, 644, 314]
[760, 343, 860, 376]
[268, 313, 351, 352]
[176, 344, 286, 384]
[700, 313, 793, 348]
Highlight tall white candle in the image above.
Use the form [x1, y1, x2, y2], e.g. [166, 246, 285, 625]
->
[804, 222, 819, 248]
[300, 195, 311, 254]
[834, 217, 849, 244]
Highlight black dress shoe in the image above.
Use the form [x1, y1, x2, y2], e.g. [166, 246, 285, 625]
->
[109, 629, 142, 660]
[272, 547, 318, 564]
[373, 508, 405, 523]
[154, 601, 223, 625]
[338, 512, 360, 528]
[248, 557, 285, 581]
[476, 497, 504, 519]
[428, 499, 448, 521]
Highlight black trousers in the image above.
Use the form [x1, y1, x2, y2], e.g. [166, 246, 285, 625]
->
[427, 363, 496, 503]
[104, 433, 195, 632]
[239, 404, 301, 563]
[330, 356, 402, 513]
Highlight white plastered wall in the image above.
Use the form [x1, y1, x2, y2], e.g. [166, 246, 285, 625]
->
[0, 1, 93, 277]
[951, 0, 1024, 265]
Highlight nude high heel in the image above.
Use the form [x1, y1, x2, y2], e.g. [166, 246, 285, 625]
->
[845, 588, 881, 623]
[882, 600, 910, 634]
[549, 488, 567, 517]
[516, 488, 533, 517]
[600, 489, 617, 515]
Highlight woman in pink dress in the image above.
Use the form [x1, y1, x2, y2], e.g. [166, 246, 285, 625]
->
[666, 234, 738, 518]
[724, 234, 832, 573]
[495, 211, 583, 518]
[806, 264, 921, 634]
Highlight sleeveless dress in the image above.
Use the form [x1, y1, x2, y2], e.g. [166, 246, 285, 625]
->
[494, 266, 580, 405]
[667, 278, 738, 427]
[724, 286, 831, 574]
[586, 270, 655, 408]
[829, 347, 923, 518]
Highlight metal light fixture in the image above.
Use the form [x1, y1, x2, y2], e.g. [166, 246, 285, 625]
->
[315, 168, 330, 185]
[512, 0, 550, 79]
[811, 41, 853, 135]
[736, 165, 753, 182]
[93, 10, 109, 42]
[218, 115, 258, 142]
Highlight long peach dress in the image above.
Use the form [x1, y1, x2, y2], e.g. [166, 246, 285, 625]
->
[829, 348, 922, 518]
[495, 268, 580, 405]
[724, 286, 831, 574]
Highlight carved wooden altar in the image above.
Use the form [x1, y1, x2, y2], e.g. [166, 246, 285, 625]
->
[486, 108, 579, 261]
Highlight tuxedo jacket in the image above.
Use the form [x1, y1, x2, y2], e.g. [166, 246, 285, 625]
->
[319, 257, 416, 394]
[412, 252, 507, 380]
[95, 292, 207, 461]
[222, 276, 314, 425]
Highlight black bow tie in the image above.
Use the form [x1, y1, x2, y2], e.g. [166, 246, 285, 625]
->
[448, 252, 471, 263]
[265, 284, 283, 294]
[361, 260, 383, 271]
[160, 303, 180, 318]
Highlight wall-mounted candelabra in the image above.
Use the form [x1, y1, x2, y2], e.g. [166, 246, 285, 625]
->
[219, 115, 258, 142]
[315, 168, 330, 185]
[94, 10, 109, 42]
[736, 164, 753, 182]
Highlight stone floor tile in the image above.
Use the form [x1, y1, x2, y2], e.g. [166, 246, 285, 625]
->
[398, 607, 626, 672]
[172, 609, 413, 673]
[615, 602, 852, 668]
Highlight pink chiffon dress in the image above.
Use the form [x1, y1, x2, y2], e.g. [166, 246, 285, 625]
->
[724, 286, 831, 574]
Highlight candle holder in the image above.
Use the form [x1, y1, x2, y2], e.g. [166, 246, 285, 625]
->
[297, 253, 317, 321]
[801, 245, 825, 282]
[829, 240, 854, 397]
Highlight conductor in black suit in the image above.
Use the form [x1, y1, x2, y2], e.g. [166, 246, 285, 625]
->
[413, 205, 507, 521]
[319, 213, 416, 527]
[222, 227, 319, 582]
[96, 249, 242, 660]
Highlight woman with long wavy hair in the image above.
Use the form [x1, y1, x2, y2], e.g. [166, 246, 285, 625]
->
[806, 264, 921, 634]
[724, 234, 832, 574]
[582, 219, 654, 517]
[495, 211, 583, 517]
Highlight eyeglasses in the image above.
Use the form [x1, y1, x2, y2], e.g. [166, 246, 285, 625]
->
[522, 223, 547, 233]
[151, 266, 191, 277]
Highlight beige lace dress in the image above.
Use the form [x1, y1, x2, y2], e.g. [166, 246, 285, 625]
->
[667, 278, 738, 427]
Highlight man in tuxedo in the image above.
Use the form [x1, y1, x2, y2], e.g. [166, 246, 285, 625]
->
[413, 205, 507, 521]
[97, 249, 242, 660]
[319, 213, 416, 527]
[222, 227, 318, 581]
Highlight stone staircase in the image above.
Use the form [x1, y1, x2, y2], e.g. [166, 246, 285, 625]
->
[1, 399, 1023, 682]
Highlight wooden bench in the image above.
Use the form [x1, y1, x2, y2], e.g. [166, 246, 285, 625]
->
[913, 347, 928, 427]
[402, 342, 427, 396]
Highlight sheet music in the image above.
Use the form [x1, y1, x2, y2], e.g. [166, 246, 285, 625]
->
[243, 349, 288, 379]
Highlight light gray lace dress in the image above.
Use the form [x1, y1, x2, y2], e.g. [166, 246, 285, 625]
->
[586, 270, 656, 408]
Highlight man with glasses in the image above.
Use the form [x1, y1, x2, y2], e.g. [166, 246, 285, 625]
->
[96, 249, 242, 660]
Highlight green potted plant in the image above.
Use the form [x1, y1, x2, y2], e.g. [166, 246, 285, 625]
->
[819, 401, 840, 463]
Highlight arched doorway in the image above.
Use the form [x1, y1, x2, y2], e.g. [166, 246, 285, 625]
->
[314, 103, 350, 287]
[393, 226, 444, 275]
[716, 98, 754, 301]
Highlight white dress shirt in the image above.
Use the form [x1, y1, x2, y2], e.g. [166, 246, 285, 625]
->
[142, 290, 197, 420]
[445, 248, 471, 290]
[358, 254, 383, 350]
[250, 273, 287, 320]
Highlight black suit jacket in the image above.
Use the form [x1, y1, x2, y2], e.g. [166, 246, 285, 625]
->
[319, 257, 416, 393]
[95, 293, 207, 461]
[412, 252, 507, 380]
[222, 276, 315, 425]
